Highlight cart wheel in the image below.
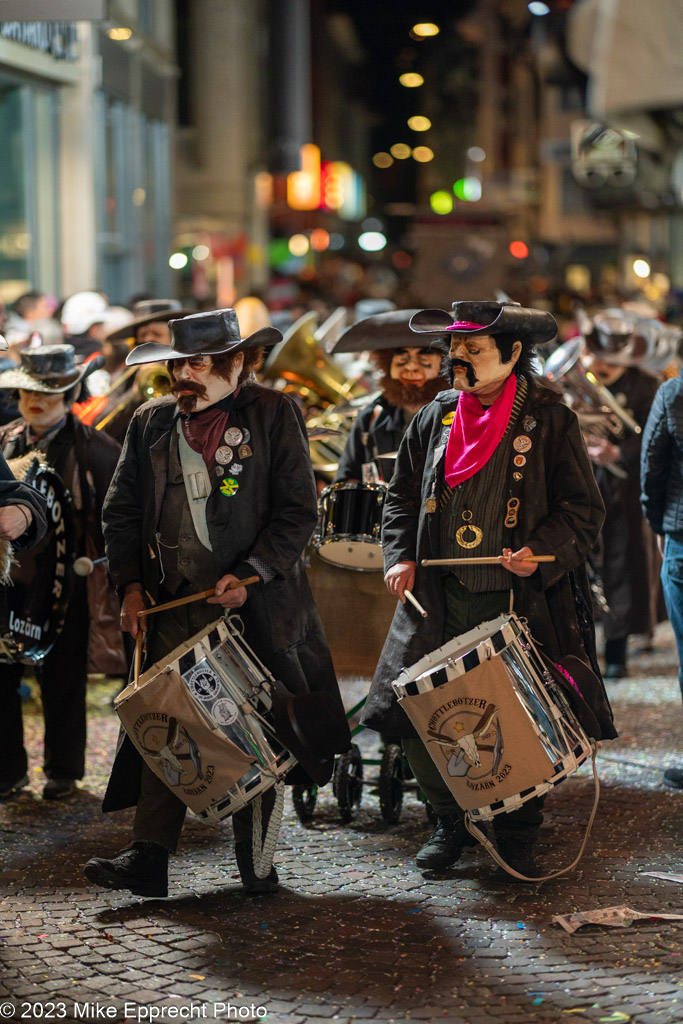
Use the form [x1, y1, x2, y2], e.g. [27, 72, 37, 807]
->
[378, 744, 404, 824]
[292, 783, 318, 823]
[335, 744, 363, 823]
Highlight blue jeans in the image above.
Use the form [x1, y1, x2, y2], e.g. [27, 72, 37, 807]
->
[661, 536, 683, 703]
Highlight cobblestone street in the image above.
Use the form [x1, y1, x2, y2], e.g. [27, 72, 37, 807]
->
[1, 623, 682, 1024]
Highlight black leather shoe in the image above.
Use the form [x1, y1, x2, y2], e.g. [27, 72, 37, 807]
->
[43, 778, 75, 801]
[495, 835, 540, 880]
[0, 774, 28, 801]
[663, 767, 683, 789]
[234, 840, 279, 894]
[415, 815, 477, 870]
[84, 842, 169, 897]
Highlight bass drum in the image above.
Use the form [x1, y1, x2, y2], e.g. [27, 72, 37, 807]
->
[0, 458, 76, 665]
[305, 547, 396, 678]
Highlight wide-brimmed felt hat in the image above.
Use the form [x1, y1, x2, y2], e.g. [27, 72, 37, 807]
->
[330, 308, 444, 354]
[579, 307, 655, 367]
[106, 299, 195, 342]
[410, 300, 558, 346]
[0, 344, 103, 393]
[126, 308, 283, 366]
[268, 678, 351, 787]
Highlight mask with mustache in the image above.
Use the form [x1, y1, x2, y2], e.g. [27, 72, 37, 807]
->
[447, 357, 478, 389]
[171, 379, 208, 415]
[381, 373, 450, 410]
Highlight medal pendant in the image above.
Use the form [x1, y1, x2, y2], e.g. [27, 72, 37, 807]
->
[425, 497, 437, 514]
[455, 524, 483, 549]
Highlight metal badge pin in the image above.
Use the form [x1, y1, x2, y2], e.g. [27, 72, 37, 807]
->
[441, 411, 455, 425]
[513, 454, 527, 467]
[220, 477, 240, 497]
[513, 435, 532, 454]
[224, 427, 243, 446]
[238, 443, 252, 459]
[215, 445, 233, 465]
[513, 471, 523, 481]
[505, 497, 520, 528]
[229, 463, 243, 475]
[523, 415, 537, 432]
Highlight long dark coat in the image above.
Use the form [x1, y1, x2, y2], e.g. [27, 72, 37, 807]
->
[101, 385, 341, 811]
[360, 376, 617, 740]
[592, 367, 661, 639]
[335, 396, 406, 483]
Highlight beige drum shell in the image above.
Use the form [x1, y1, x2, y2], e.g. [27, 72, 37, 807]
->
[306, 549, 396, 678]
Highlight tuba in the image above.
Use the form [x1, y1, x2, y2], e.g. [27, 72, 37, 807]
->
[261, 311, 368, 410]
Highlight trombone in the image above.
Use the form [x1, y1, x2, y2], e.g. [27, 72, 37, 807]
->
[95, 365, 172, 431]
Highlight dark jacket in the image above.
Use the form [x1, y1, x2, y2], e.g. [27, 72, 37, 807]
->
[101, 385, 342, 811]
[360, 375, 616, 740]
[641, 368, 683, 539]
[0, 450, 47, 547]
[0, 414, 124, 672]
[335, 396, 406, 483]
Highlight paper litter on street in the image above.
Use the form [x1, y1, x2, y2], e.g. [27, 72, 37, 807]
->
[552, 904, 683, 934]
[642, 872, 683, 883]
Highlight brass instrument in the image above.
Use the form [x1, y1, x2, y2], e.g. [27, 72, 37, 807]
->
[95, 364, 172, 431]
[261, 311, 368, 410]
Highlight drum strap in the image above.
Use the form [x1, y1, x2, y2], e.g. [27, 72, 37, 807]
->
[251, 779, 286, 879]
[176, 421, 213, 551]
[464, 742, 601, 883]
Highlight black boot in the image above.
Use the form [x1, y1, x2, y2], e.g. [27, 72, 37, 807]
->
[234, 841, 279, 895]
[84, 841, 169, 898]
[495, 835, 540, 880]
[415, 815, 477, 870]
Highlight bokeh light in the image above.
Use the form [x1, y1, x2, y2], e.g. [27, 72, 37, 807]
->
[412, 146, 434, 162]
[509, 240, 529, 259]
[467, 146, 486, 162]
[633, 259, 651, 278]
[288, 233, 310, 256]
[390, 143, 412, 159]
[192, 244, 210, 261]
[309, 229, 330, 252]
[358, 231, 387, 252]
[399, 73, 424, 88]
[373, 152, 394, 168]
[169, 252, 188, 269]
[411, 23, 440, 37]
[430, 191, 453, 215]
[407, 116, 431, 132]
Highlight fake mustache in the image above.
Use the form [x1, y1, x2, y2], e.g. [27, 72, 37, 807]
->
[170, 379, 208, 400]
[447, 357, 478, 388]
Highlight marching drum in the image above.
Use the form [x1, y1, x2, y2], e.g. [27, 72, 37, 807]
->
[392, 613, 594, 822]
[115, 617, 296, 822]
[0, 459, 76, 664]
[314, 480, 387, 570]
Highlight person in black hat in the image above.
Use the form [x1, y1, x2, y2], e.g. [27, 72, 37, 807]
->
[84, 308, 347, 898]
[359, 300, 616, 879]
[0, 345, 123, 802]
[86, 300, 194, 444]
[578, 309, 662, 678]
[330, 309, 449, 484]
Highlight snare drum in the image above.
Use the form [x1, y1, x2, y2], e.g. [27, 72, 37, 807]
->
[392, 613, 593, 821]
[314, 481, 386, 570]
[115, 617, 296, 822]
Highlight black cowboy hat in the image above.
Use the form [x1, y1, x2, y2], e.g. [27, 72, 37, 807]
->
[579, 307, 654, 367]
[0, 344, 103, 394]
[329, 308, 444, 354]
[268, 678, 351, 787]
[125, 308, 283, 366]
[410, 300, 558, 346]
[106, 299, 196, 342]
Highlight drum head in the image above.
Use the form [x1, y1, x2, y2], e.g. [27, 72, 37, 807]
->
[316, 537, 384, 570]
[2, 463, 76, 664]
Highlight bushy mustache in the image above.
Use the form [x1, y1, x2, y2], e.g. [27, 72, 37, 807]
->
[447, 357, 478, 388]
[170, 379, 207, 398]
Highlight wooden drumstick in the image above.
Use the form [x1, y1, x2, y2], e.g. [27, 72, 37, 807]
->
[421, 556, 556, 567]
[133, 630, 143, 688]
[137, 576, 260, 618]
[404, 588, 428, 618]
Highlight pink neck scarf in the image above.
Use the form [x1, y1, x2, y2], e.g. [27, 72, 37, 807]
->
[444, 373, 517, 488]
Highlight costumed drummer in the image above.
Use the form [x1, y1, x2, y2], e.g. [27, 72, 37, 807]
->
[0, 346, 123, 802]
[360, 300, 617, 878]
[84, 308, 347, 899]
[332, 309, 448, 484]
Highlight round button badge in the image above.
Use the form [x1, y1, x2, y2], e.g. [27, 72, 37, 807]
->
[513, 435, 532, 454]
[215, 446, 233, 465]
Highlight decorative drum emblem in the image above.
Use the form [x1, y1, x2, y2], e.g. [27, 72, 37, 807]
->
[187, 665, 221, 701]
[211, 696, 239, 726]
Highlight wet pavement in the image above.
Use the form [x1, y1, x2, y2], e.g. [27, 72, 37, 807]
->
[1, 624, 681, 1024]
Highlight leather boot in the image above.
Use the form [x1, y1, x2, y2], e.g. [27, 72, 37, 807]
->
[495, 835, 540, 880]
[84, 841, 169, 898]
[415, 814, 477, 870]
[234, 840, 279, 894]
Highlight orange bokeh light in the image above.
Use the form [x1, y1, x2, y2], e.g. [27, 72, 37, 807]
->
[509, 240, 529, 259]
[310, 229, 330, 252]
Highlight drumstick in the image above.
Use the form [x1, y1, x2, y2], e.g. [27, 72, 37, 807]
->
[133, 630, 143, 687]
[421, 556, 556, 566]
[136, 576, 260, 618]
[404, 589, 428, 618]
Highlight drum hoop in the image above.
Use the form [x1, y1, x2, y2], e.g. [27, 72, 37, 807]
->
[393, 612, 520, 693]
[320, 481, 388, 498]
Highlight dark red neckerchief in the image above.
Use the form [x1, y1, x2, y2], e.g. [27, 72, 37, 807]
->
[180, 390, 238, 470]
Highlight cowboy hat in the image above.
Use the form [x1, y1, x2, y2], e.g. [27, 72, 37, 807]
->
[106, 299, 195, 342]
[268, 678, 351, 787]
[410, 300, 558, 346]
[126, 308, 282, 366]
[580, 307, 654, 367]
[0, 345, 103, 394]
[329, 308, 445, 354]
